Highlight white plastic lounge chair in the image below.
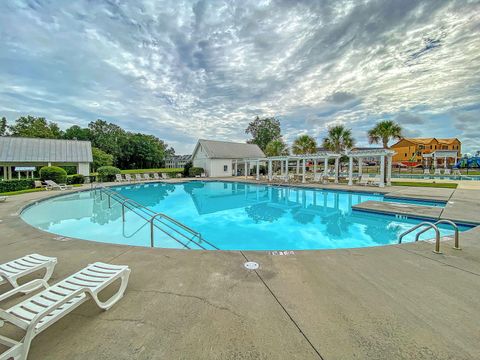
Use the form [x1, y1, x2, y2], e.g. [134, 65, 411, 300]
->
[0, 254, 57, 293]
[33, 181, 45, 189]
[44, 180, 72, 191]
[0, 262, 130, 360]
[115, 174, 124, 182]
[423, 169, 430, 175]
[434, 168, 442, 175]
[161, 173, 169, 180]
[368, 175, 381, 186]
[444, 168, 451, 175]
[313, 173, 323, 182]
[153, 173, 161, 180]
[0, 196, 6, 203]
[143, 173, 151, 181]
[134, 174, 143, 182]
[124, 174, 133, 182]
[453, 169, 461, 176]
[358, 174, 370, 186]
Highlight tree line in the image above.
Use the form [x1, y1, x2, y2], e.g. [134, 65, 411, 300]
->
[0, 116, 174, 170]
[245, 115, 402, 156]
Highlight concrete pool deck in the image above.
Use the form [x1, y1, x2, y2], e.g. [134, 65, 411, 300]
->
[0, 181, 479, 359]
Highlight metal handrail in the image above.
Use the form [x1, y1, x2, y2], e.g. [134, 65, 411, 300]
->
[398, 222, 442, 254]
[415, 219, 461, 250]
[94, 186, 217, 250]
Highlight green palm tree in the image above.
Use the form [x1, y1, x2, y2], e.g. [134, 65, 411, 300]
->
[265, 139, 289, 157]
[368, 120, 402, 148]
[368, 120, 402, 182]
[292, 134, 317, 155]
[322, 125, 354, 153]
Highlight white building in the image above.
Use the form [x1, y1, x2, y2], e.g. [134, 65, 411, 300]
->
[0, 137, 93, 179]
[191, 139, 265, 177]
[165, 154, 191, 168]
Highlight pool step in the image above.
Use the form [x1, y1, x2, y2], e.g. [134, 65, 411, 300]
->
[352, 201, 442, 221]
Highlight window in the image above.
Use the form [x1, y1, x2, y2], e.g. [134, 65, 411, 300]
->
[224, 165, 228, 172]
[404, 153, 407, 157]
[419, 145, 424, 150]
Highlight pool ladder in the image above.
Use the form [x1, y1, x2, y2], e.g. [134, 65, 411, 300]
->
[398, 220, 461, 254]
[92, 185, 218, 250]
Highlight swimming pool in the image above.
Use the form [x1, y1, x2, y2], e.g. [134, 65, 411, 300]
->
[21, 181, 471, 251]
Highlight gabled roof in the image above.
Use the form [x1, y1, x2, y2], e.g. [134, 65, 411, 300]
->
[392, 137, 461, 147]
[192, 139, 265, 159]
[0, 137, 93, 163]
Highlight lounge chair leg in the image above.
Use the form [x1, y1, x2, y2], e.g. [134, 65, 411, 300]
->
[92, 270, 131, 311]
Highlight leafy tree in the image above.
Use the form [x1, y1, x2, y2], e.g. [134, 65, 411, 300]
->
[63, 125, 92, 141]
[88, 119, 127, 164]
[9, 115, 63, 138]
[245, 116, 282, 151]
[292, 135, 317, 155]
[120, 133, 168, 169]
[0, 117, 7, 136]
[92, 147, 113, 171]
[322, 125, 354, 153]
[368, 120, 402, 148]
[265, 139, 289, 157]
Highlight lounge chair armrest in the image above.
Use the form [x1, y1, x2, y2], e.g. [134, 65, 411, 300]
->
[0, 279, 50, 303]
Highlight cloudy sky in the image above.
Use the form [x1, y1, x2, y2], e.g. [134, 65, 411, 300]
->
[1, 0, 479, 154]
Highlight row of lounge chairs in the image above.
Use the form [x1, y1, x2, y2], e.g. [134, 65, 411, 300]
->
[424, 168, 460, 176]
[268, 172, 383, 187]
[0, 253, 130, 360]
[115, 173, 170, 183]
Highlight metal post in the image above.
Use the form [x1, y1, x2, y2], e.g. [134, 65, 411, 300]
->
[256, 160, 260, 181]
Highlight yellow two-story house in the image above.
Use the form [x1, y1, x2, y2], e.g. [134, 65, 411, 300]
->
[391, 138, 461, 166]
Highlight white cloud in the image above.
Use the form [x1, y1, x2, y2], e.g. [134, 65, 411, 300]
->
[0, 0, 479, 153]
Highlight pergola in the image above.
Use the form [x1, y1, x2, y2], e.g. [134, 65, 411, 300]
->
[346, 148, 396, 187]
[423, 150, 458, 169]
[241, 152, 341, 183]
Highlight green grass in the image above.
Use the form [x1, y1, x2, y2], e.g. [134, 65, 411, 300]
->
[391, 181, 458, 189]
[0, 184, 83, 196]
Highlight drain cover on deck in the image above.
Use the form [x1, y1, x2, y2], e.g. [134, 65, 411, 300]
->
[244, 261, 259, 270]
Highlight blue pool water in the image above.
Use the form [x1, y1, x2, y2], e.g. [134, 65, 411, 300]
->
[21, 181, 471, 251]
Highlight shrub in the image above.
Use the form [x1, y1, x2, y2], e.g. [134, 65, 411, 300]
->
[97, 166, 121, 182]
[67, 174, 85, 184]
[39, 166, 67, 184]
[0, 179, 35, 194]
[189, 167, 204, 177]
[183, 161, 193, 177]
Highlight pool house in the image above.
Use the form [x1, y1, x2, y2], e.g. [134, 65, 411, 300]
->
[0, 137, 93, 180]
